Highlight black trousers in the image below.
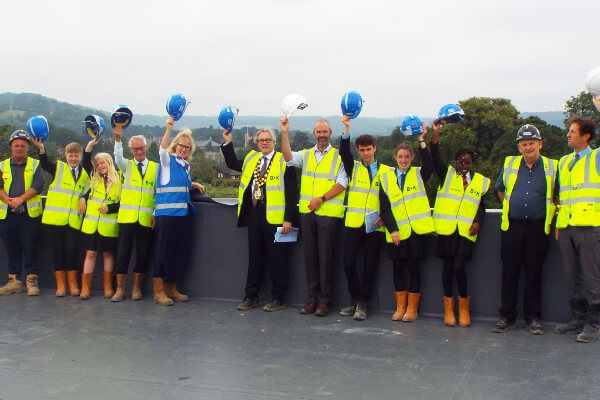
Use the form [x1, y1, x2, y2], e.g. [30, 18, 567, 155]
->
[115, 222, 154, 274]
[0, 213, 40, 278]
[343, 227, 383, 303]
[300, 212, 340, 305]
[244, 202, 291, 301]
[153, 215, 193, 284]
[45, 224, 83, 271]
[499, 220, 549, 323]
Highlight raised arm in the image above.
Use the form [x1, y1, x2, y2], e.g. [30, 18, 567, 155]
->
[161, 118, 174, 150]
[112, 126, 127, 172]
[83, 137, 99, 175]
[32, 137, 57, 177]
[280, 117, 293, 162]
[220, 128, 243, 172]
[417, 125, 434, 183]
[339, 115, 355, 177]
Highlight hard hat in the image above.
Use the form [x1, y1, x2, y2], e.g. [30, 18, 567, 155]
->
[9, 130, 31, 144]
[282, 94, 308, 117]
[26, 115, 49, 142]
[84, 115, 106, 140]
[166, 93, 189, 121]
[218, 105, 239, 132]
[401, 115, 423, 137]
[516, 124, 541, 141]
[585, 66, 600, 95]
[437, 104, 465, 125]
[341, 91, 363, 119]
[111, 105, 133, 129]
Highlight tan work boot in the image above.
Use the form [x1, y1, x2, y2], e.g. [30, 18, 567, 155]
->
[26, 274, 40, 296]
[111, 274, 127, 302]
[153, 278, 174, 306]
[444, 296, 457, 327]
[0, 274, 23, 295]
[55, 271, 67, 297]
[131, 273, 144, 301]
[165, 283, 189, 302]
[459, 296, 471, 327]
[80, 273, 92, 300]
[392, 291, 408, 321]
[402, 292, 421, 322]
[67, 270, 80, 296]
[103, 271, 115, 298]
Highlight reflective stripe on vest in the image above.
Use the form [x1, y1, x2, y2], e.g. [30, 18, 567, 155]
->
[42, 161, 89, 229]
[345, 160, 386, 230]
[0, 157, 43, 219]
[117, 160, 156, 227]
[299, 148, 345, 218]
[81, 180, 121, 237]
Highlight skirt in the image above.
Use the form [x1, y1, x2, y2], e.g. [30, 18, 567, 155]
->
[435, 232, 475, 258]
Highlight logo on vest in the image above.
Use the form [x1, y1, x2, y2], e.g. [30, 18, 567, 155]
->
[405, 185, 417, 192]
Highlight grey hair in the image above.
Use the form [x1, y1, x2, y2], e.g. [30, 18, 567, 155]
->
[128, 135, 148, 147]
[254, 129, 276, 145]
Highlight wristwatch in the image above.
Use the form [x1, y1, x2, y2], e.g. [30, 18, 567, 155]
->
[321, 195, 326, 202]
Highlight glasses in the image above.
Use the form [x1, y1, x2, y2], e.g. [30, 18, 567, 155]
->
[177, 143, 191, 151]
[130, 146, 146, 152]
[257, 138, 273, 144]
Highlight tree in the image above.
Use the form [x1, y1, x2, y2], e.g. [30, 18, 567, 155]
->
[564, 91, 600, 148]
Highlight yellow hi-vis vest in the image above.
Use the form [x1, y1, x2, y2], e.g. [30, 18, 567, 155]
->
[117, 160, 156, 227]
[299, 147, 345, 218]
[556, 149, 600, 228]
[81, 180, 121, 237]
[432, 166, 491, 242]
[345, 160, 387, 230]
[0, 157, 43, 219]
[380, 166, 434, 243]
[500, 155, 557, 235]
[238, 151, 287, 225]
[42, 161, 89, 229]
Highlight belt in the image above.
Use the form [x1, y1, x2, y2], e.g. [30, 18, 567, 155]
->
[509, 218, 544, 225]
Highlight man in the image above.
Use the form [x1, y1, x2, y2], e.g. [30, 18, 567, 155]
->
[281, 117, 347, 317]
[491, 125, 557, 335]
[111, 128, 157, 301]
[338, 116, 386, 321]
[221, 128, 298, 312]
[0, 130, 44, 296]
[555, 116, 600, 343]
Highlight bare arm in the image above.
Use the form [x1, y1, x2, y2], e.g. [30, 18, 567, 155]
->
[498, 192, 505, 202]
[308, 183, 346, 212]
[161, 118, 174, 150]
[280, 117, 293, 162]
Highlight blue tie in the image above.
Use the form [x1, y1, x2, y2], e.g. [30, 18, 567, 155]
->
[400, 173, 405, 191]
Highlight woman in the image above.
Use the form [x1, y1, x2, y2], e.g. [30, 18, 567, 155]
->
[153, 117, 204, 306]
[379, 126, 435, 322]
[431, 121, 490, 327]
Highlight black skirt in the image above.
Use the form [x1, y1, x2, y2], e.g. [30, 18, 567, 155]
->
[82, 232, 117, 253]
[386, 233, 426, 260]
[435, 232, 475, 258]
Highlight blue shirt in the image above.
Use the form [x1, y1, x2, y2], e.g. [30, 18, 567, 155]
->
[364, 160, 379, 183]
[396, 169, 407, 190]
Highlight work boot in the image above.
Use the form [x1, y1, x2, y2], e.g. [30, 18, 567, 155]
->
[402, 292, 420, 322]
[67, 270, 80, 296]
[577, 305, 600, 343]
[458, 296, 471, 327]
[55, 271, 67, 297]
[556, 298, 587, 334]
[353, 301, 367, 321]
[444, 297, 457, 326]
[490, 318, 514, 333]
[153, 278, 174, 306]
[131, 273, 144, 301]
[26, 274, 40, 296]
[0, 274, 23, 295]
[392, 291, 408, 321]
[339, 300, 358, 317]
[111, 274, 127, 302]
[165, 283, 188, 302]
[103, 271, 114, 298]
[80, 273, 92, 300]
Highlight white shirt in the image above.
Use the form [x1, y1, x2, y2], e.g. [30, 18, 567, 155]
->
[251, 150, 275, 194]
[114, 141, 149, 175]
[286, 144, 348, 188]
[159, 147, 189, 185]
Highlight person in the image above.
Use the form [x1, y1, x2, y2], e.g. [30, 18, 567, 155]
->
[555, 116, 600, 343]
[220, 127, 298, 312]
[280, 117, 347, 317]
[153, 117, 204, 306]
[338, 116, 387, 320]
[491, 125, 557, 335]
[0, 130, 44, 296]
[430, 121, 490, 327]
[111, 128, 157, 301]
[33, 139, 89, 297]
[79, 139, 122, 300]
[378, 127, 435, 322]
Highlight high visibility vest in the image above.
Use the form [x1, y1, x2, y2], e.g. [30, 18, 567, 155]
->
[117, 160, 157, 227]
[0, 157, 43, 219]
[345, 160, 387, 230]
[379, 166, 434, 243]
[154, 155, 194, 217]
[500, 155, 557, 235]
[42, 161, 89, 229]
[81, 180, 121, 237]
[432, 166, 490, 242]
[238, 151, 287, 225]
[556, 149, 600, 228]
[299, 148, 345, 218]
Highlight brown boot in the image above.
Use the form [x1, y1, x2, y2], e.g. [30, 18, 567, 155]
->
[55, 271, 67, 297]
[26, 274, 40, 296]
[392, 291, 408, 321]
[131, 273, 145, 301]
[165, 283, 189, 302]
[80, 273, 92, 300]
[459, 296, 471, 327]
[444, 297, 457, 326]
[67, 270, 80, 296]
[402, 292, 420, 322]
[103, 271, 115, 298]
[0, 274, 23, 295]
[111, 274, 127, 302]
[153, 278, 174, 306]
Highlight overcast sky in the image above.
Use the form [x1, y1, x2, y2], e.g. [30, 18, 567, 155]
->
[2, 0, 599, 118]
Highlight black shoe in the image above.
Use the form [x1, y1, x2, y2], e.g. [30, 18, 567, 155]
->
[490, 318, 514, 333]
[237, 297, 259, 311]
[555, 319, 585, 334]
[527, 319, 544, 335]
[353, 301, 367, 321]
[339, 301, 358, 317]
[263, 299, 285, 312]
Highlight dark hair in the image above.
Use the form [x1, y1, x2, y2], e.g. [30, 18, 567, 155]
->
[394, 143, 414, 156]
[355, 134, 376, 148]
[455, 148, 475, 162]
[569, 115, 596, 142]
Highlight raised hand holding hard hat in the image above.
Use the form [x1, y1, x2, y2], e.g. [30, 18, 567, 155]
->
[84, 115, 106, 140]
[166, 93, 189, 121]
[282, 94, 308, 118]
[341, 91, 363, 119]
[218, 105, 239, 132]
[401, 114, 423, 137]
[26, 115, 50, 142]
[111, 105, 133, 130]
[437, 103, 465, 125]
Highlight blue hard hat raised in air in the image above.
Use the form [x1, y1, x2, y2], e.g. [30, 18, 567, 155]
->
[437, 104, 465, 125]
[111, 105, 133, 129]
[401, 115, 423, 137]
[84, 115, 106, 140]
[341, 91, 363, 119]
[218, 106, 239, 132]
[26, 115, 50, 142]
[166, 93, 189, 121]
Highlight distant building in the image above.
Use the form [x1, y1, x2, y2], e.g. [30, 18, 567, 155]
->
[213, 164, 241, 180]
[194, 137, 221, 151]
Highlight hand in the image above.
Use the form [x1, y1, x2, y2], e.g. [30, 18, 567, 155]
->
[7, 197, 23, 210]
[112, 126, 122, 142]
[98, 205, 108, 214]
[417, 122, 428, 142]
[374, 217, 383, 228]
[594, 94, 600, 113]
[432, 119, 441, 133]
[469, 222, 481, 236]
[279, 117, 289, 133]
[32, 137, 45, 153]
[308, 196, 324, 211]
[391, 231, 400, 246]
[192, 182, 205, 193]
[222, 129, 232, 144]
[555, 228, 559, 241]
[151, 215, 155, 230]
[341, 115, 351, 128]
[282, 221, 292, 234]
[78, 198, 87, 215]
[166, 117, 175, 130]
[86, 136, 100, 152]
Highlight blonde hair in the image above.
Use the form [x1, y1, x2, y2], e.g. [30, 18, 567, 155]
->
[168, 129, 196, 162]
[91, 152, 121, 194]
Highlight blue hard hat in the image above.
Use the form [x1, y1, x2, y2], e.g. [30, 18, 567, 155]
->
[84, 115, 106, 140]
[218, 105, 239, 132]
[341, 91, 363, 119]
[26, 115, 50, 142]
[437, 104, 465, 124]
[111, 105, 133, 129]
[401, 115, 423, 137]
[166, 93, 189, 121]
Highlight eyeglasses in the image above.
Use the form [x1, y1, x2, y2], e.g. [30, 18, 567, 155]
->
[177, 143, 191, 151]
[130, 146, 146, 152]
[257, 138, 273, 144]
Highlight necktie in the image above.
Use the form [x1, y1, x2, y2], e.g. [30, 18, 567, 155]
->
[137, 162, 144, 177]
[569, 153, 580, 171]
[260, 157, 268, 175]
[103, 174, 108, 189]
[400, 173, 406, 191]
[72, 167, 77, 181]
[462, 173, 468, 189]
[365, 163, 372, 183]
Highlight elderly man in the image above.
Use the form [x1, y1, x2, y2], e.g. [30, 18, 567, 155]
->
[281, 117, 347, 317]
[221, 128, 297, 312]
[111, 127, 157, 301]
[0, 130, 44, 295]
[491, 125, 557, 335]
